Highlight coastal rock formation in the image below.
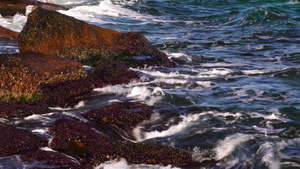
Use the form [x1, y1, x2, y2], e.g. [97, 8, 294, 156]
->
[49, 118, 200, 168]
[0, 124, 41, 156]
[0, 0, 67, 17]
[0, 53, 86, 103]
[18, 7, 175, 67]
[84, 102, 153, 130]
[0, 26, 19, 39]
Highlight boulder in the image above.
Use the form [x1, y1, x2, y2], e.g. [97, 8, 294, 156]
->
[49, 118, 200, 168]
[0, 0, 67, 17]
[0, 26, 19, 39]
[0, 123, 41, 156]
[84, 102, 153, 131]
[0, 53, 87, 103]
[18, 8, 175, 67]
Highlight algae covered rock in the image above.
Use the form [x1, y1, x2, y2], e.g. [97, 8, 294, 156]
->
[0, 53, 87, 103]
[89, 59, 139, 88]
[49, 118, 201, 168]
[18, 7, 175, 67]
[0, 124, 41, 156]
[84, 102, 153, 130]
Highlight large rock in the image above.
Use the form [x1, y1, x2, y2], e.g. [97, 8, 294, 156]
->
[0, 124, 41, 156]
[18, 7, 175, 67]
[0, 26, 19, 39]
[49, 118, 200, 168]
[0, 0, 67, 17]
[0, 53, 86, 103]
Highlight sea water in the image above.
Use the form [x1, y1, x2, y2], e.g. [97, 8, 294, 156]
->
[0, 0, 299, 168]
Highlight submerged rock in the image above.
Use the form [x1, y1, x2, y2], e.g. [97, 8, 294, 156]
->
[84, 102, 153, 131]
[0, 26, 19, 40]
[0, 53, 86, 103]
[0, 0, 67, 17]
[0, 124, 41, 156]
[18, 7, 175, 67]
[20, 150, 87, 169]
[49, 118, 201, 168]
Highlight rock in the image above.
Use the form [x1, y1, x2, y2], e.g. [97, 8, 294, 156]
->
[0, 54, 40, 102]
[0, 53, 87, 103]
[18, 7, 175, 67]
[0, 0, 67, 17]
[84, 102, 153, 131]
[20, 150, 88, 169]
[89, 59, 139, 88]
[0, 100, 49, 118]
[0, 124, 41, 156]
[49, 118, 201, 168]
[0, 26, 19, 39]
[40, 78, 93, 107]
[0, 0, 32, 17]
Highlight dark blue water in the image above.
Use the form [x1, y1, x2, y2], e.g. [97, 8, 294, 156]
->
[0, 0, 299, 168]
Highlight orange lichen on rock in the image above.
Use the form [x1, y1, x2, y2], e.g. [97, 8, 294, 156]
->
[0, 26, 19, 40]
[18, 7, 175, 67]
[0, 53, 87, 102]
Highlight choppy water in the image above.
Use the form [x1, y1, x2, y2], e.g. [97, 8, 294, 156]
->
[0, 0, 300, 168]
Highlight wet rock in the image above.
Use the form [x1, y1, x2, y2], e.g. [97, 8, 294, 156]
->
[0, 53, 87, 103]
[39, 60, 139, 108]
[0, 100, 49, 118]
[0, 0, 67, 17]
[0, 26, 19, 40]
[49, 118, 201, 168]
[84, 102, 153, 130]
[0, 124, 41, 156]
[18, 7, 175, 67]
[40, 78, 93, 107]
[89, 59, 139, 88]
[0, 0, 32, 17]
[20, 150, 88, 169]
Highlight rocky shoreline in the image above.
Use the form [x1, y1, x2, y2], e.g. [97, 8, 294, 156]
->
[0, 1, 203, 168]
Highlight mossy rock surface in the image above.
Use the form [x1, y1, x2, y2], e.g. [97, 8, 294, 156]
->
[0, 53, 87, 103]
[19, 7, 175, 67]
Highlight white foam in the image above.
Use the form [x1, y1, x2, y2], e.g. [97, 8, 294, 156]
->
[0, 13, 28, 33]
[241, 69, 268, 75]
[95, 158, 180, 169]
[257, 142, 281, 169]
[127, 86, 151, 101]
[74, 100, 85, 109]
[214, 133, 253, 160]
[287, 0, 299, 5]
[133, 113, 201, 141]
[58, 0, 158, 24]
[167, 52, 192, 62]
